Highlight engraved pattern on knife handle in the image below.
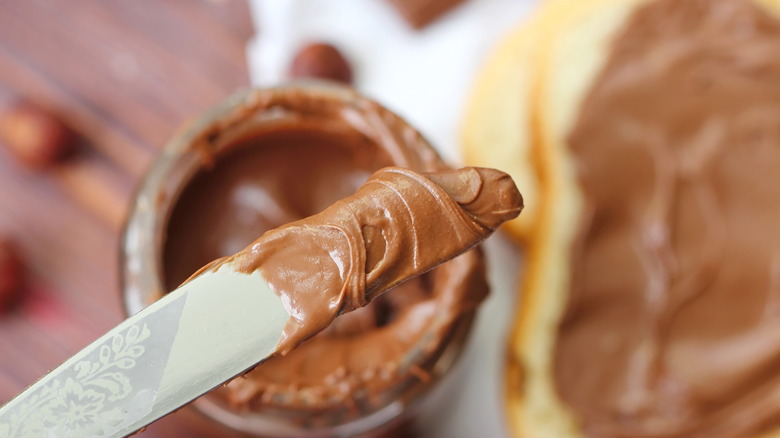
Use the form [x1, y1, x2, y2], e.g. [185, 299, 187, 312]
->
[1, 324, 151, 438]
[0, 269, 286, 438]
[1, 291, 188, 438]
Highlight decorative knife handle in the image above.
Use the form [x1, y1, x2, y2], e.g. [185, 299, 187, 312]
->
[0, 267, 288, 438]
[0, 294, 185, 438]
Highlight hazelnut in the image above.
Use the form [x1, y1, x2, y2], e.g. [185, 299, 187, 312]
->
[0, 100, 75, 169]
[386, 0, 465, 29]
[289, 43, 353, 84]
[0, 239, 25, 312]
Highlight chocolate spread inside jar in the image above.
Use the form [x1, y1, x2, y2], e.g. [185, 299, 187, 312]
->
[552, 0, 780, 437]
[142, 84, 488, 431]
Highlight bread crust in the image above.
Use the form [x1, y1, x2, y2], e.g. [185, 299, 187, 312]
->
[460, 15, 544, 243]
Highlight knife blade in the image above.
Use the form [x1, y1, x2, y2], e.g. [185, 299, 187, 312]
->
[0, 261, 287, 438]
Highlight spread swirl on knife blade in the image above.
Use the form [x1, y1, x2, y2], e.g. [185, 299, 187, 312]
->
[200, 166, 523, 354]
[0, 166, 521, 438]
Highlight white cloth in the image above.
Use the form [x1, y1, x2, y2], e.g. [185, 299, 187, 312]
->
[246, 0, 534, 164]
[246, 1, 534, 436]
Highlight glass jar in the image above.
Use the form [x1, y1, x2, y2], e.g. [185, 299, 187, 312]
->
[120, 82, 487, 437]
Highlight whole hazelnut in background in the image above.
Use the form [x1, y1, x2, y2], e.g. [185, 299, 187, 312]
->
[0, 100, 75, 169]
[288, 42, 353, 84]
[0, 238, 25, 312]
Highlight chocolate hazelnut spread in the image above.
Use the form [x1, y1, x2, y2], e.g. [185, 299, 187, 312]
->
[202, 166, 521, 354]
[553, 0, 780, 437]
[162, 87, 511, 413]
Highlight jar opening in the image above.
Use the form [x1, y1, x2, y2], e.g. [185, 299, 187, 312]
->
[121, 85, 485, 435]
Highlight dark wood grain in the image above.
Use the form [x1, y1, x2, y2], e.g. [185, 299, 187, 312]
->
[0, 0, 255, 435]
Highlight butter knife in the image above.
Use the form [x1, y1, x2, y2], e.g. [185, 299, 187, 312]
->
[0, 260, 287, 438]
[0, 165, 523, 438]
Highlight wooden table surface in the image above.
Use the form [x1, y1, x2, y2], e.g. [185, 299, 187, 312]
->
[0, 1, 258, 435]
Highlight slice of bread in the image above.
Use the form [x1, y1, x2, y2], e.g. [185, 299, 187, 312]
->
[510, 1, 655, 436]
[490, 0, 780, 437]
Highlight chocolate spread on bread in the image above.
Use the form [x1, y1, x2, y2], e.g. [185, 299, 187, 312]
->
[554, 0, 780, 436]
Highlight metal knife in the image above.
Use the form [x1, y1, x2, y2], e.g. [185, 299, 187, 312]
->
[0, 164, 524, 437]
[0, 260, 288, 438]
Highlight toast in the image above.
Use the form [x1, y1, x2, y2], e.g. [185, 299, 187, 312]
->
[463, 0, 780, 436]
